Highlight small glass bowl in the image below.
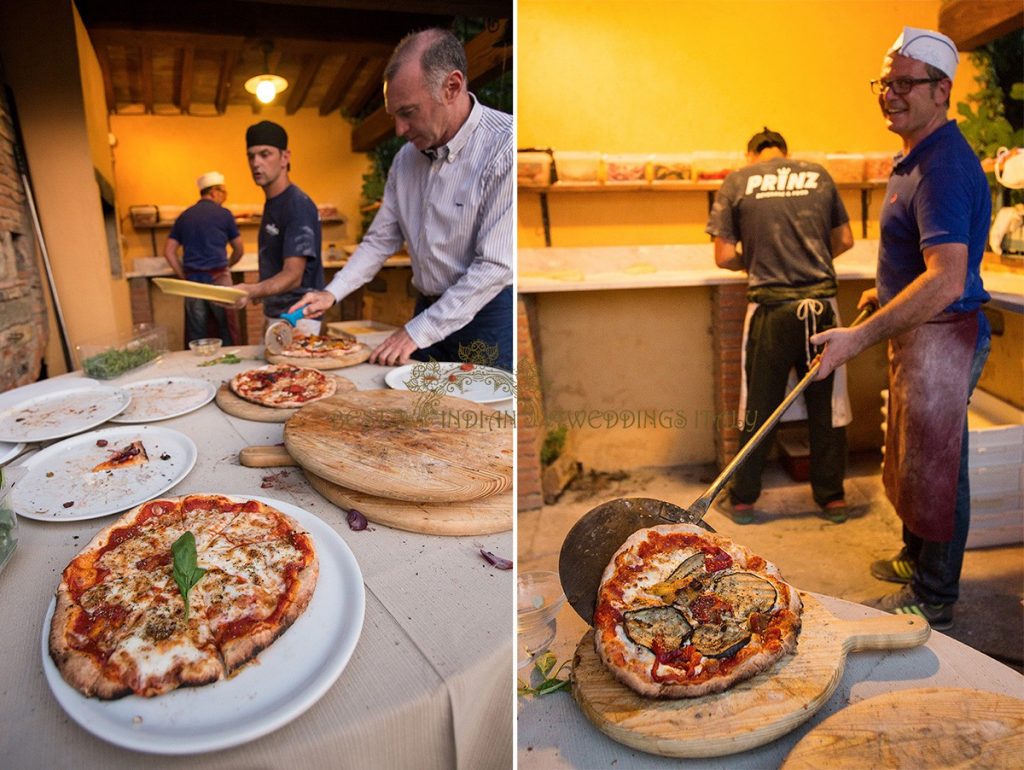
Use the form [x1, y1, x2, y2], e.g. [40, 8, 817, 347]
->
[517, 570, 565, 668]
[189, 338, 223, 356]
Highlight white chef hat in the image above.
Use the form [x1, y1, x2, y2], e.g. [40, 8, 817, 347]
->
[887, 26, 959, 80]
[196, 171, 225, 191]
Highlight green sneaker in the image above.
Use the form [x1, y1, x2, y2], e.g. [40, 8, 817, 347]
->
[868, 585, 953, 631]
[821, 499, 848, 523]
[871, 548, 915, 584]
[714, 496, 756, 525]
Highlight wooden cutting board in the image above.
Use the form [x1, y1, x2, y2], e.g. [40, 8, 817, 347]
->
[265, 344, 371, 370]
[304, 470, 511, 535]
[781, 687, 1024, 769]
[284, 389, 513, 503]
[215, 376, 356, 422]
[571, 594, 930, 758]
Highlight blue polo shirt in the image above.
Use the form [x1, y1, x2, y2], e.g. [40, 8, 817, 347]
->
[168, 198, 240, 275]
[877, 120, 990, 312]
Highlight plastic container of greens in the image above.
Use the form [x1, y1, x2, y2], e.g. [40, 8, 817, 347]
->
[76, 324, 168, 380]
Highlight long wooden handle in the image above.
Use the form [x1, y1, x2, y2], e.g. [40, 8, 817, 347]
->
[684, 306, 873, 520]
[839, 612, 931, 653]
[239, 445, 297, 468]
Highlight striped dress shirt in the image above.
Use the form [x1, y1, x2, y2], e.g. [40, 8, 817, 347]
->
[324, 95, 513, 347]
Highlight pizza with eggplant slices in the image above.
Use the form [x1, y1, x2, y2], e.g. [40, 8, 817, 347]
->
[48, 494, 318, 699]
[230, 363, 337, 408]
[594, 523, 802, 698]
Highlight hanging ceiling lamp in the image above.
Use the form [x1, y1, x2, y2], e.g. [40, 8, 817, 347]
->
[244, 41, 288, 105]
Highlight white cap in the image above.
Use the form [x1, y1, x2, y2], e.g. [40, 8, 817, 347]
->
[887, 26, 959, 80]
[196, 171, 225, 191]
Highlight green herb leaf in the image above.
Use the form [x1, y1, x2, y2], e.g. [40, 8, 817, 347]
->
[171, 532, 206, 621]
[198, 353, 242, 367]
[517, 653, 571, 697]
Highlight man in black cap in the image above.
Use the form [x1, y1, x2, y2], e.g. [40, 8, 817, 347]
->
[235, 120, 324, 324]
[706, 127, 854, 524]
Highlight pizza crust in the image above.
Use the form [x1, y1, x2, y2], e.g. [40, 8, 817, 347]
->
[91, 440, 149, 472]
[594, 523, 802, 699]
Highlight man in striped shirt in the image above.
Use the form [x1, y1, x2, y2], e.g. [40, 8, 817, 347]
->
[289, 28, 513, 370]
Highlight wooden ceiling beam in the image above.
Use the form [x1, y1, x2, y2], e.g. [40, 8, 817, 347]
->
[286, 53, 324, 114]
[179, 47, 195, 113]
[139, 45, 155, 114]
[351, 20, 510, 151]
[216, 48, 239, 114]
[320, 55, 367, 115]
[939, 0, 1024, 51]
[344, 58, 385, 117]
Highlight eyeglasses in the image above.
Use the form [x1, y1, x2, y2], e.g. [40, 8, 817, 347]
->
[870, 77, 943, 95]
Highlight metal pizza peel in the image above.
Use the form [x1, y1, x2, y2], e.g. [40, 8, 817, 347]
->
[263, 308, 306, 355]
[559, 306, 872, 624]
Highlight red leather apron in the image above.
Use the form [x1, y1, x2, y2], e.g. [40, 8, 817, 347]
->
[883, 310, 978, 541]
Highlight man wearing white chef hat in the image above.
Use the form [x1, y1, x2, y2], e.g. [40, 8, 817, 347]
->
[164, 171, 245, 345]
[812, 27, 990, 630]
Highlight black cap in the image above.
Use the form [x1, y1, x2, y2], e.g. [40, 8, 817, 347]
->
[246, 120, 288, 150]
[747, 127, 787, 154]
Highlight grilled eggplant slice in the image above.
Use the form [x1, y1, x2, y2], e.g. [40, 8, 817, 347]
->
[712, 572, 778, 618]
[647, 552, 705, 603]
[691, 621, 751, 658]
[623, 607, 693, 652]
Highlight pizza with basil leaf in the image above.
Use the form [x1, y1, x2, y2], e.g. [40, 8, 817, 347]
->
[48, 494, 318, 699]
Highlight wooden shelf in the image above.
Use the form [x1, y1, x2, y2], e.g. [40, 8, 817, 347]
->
[520, 181, 888, 194]
[133, 215, 344, 230]
[520, 181, 887, 246]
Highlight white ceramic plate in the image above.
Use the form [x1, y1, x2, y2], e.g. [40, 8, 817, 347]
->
[0, 441, 25, 466]
[11, 425, 197, 522]
[384, 362, 514, 405]
[0, 385, 130, 443]
[41, 496, 365, 755]
[109, 377, 217, 423]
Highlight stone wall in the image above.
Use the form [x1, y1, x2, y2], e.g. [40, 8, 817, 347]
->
[0, 83, 46, 392]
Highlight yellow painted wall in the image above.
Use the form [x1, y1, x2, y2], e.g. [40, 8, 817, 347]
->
[517, 0, 980, 249]
[111, 107, 370, 265]
[0, 0, 131, 374]
[75, 10, 114, 192]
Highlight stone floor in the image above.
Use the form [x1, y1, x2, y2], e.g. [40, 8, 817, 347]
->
[518, 451, 1024, 673]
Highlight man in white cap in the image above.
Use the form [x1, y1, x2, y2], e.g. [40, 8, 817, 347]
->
[164, 172, 245, 344]
[812, 27, 990, 629]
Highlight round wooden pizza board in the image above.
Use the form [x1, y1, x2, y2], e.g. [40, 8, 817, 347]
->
[571, 594, 930, 758]
[264, 343, 371, 370]
[303, 469, 511, 536]
[284, 389, 513, 503]
[214, 376, 356, 422]
[780, 687, 1024, 769]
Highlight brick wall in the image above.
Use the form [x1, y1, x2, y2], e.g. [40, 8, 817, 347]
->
[516, 294, 544, 511]
[711, 284, 747, 468]
[0, 84, 46, 391]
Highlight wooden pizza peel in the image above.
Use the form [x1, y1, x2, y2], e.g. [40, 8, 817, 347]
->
[283, 389, 512, 503]
[571, 593, 930, 758]
[214, 376, 356, 422]
[238, 444, 512, 535]
[780, 687, 1024, 769]
[561, 308, 873, 625]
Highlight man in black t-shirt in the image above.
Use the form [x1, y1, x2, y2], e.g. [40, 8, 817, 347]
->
[234, 120, 324, 324]
[706, 128, 854, 523]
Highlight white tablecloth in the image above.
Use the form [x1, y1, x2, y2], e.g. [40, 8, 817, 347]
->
[0, 345, 513, 769]
[518, 593, 1024, 768]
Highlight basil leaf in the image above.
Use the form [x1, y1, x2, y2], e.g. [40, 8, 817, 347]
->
[171, 532, 206, 621]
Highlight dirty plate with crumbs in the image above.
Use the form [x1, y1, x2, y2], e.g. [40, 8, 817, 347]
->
[10, 425, 197, 522]
[0, 386, 130, 443]
[110, 377, 217, 423]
